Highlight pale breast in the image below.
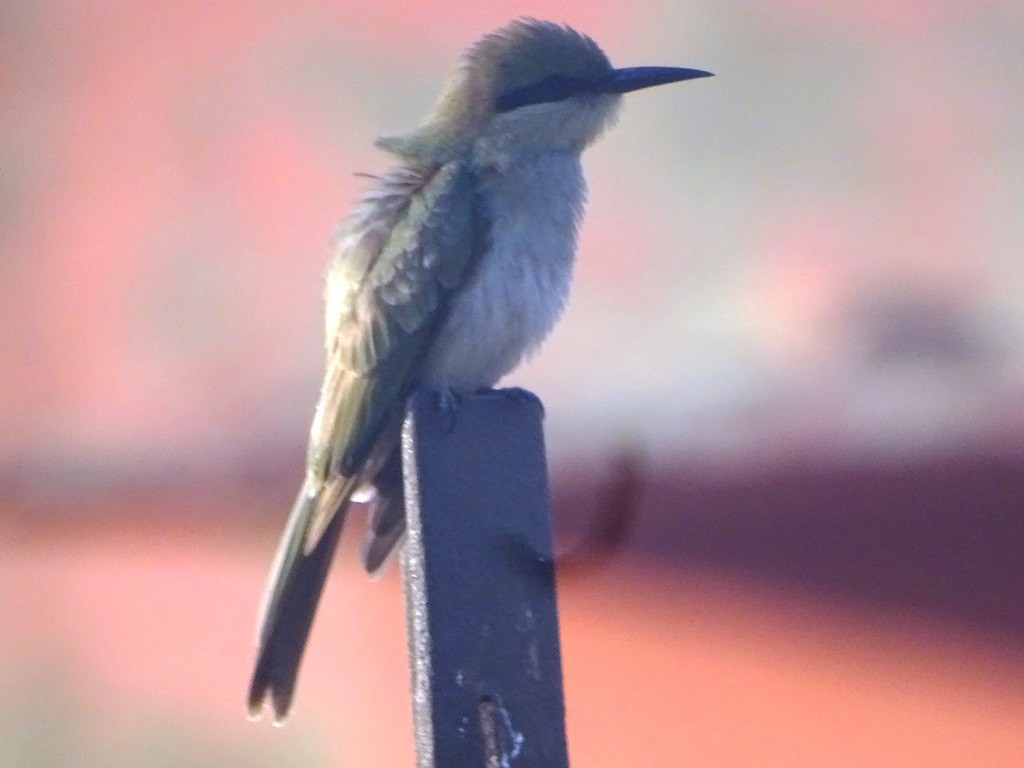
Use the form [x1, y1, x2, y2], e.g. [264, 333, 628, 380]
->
[418, 153, 586, 389]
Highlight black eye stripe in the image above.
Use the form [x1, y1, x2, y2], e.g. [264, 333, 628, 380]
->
[495, 73, 594, 113]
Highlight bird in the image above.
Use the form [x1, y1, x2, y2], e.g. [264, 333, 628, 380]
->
[248, 17, 711, 724]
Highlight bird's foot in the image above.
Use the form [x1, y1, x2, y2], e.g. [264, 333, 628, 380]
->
[433, 387, 462, 433]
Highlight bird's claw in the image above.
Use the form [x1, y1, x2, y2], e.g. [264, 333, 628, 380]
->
[434, 387, 462, 433]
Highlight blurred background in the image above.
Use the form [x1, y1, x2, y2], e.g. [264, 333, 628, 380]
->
[3, 1, 1024, 765]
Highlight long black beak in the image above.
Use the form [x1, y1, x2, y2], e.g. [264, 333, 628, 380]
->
[596, 66, 713, 95]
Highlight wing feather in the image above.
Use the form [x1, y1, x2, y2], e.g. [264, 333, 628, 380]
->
[250, 160, 483, 721]
[303, 159, 481, 545]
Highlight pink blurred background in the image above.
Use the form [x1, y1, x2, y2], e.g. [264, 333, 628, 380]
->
[3, 1, 1024, 765]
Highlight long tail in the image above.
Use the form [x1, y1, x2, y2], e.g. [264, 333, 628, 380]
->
[248, 476, 353, 723]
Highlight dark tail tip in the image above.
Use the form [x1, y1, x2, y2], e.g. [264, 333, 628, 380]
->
[247, 655, 296, 725]
[247, 508, 347, 725]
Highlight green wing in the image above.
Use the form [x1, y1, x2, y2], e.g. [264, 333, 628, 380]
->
[249, 161, 484, 721]
[303, 159, 481, 546]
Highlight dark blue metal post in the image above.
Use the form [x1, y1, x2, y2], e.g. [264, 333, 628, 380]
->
[400, 388, 570, 768]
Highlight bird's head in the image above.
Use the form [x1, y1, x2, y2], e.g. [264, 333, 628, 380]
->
[377, 19, 711, 164]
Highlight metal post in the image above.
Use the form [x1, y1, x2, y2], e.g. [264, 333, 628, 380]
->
[400, 388, 570, 768]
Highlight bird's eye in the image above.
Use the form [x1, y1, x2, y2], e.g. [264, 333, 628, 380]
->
[496, 73, 591, 113]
